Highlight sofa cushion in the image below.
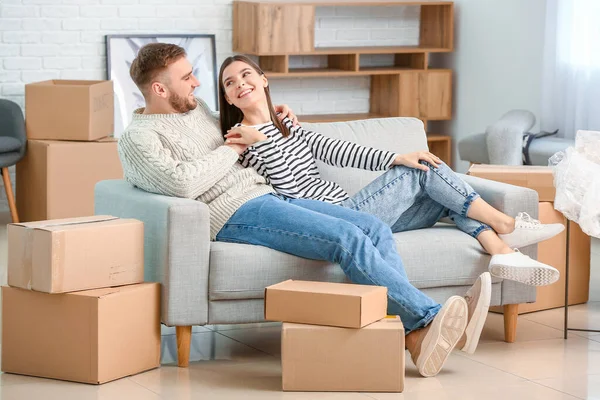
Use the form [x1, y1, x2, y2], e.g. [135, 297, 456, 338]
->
[302, 117, 428, 196]
[208, 224, 501, 301]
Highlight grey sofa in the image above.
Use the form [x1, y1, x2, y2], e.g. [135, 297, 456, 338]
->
[95, 117, 539, 367]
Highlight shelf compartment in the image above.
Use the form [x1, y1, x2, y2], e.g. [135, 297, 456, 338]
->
[359, 53, 426, 72]
[420, 4, 454, 50]
[259, 55, 289, 74]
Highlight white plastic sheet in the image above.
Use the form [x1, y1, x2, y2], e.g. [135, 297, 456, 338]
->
[549, 130, 600, 238]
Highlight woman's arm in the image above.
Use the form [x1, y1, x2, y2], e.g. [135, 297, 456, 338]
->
[289, 120, 397, 171]
[230, 127, 304, 198]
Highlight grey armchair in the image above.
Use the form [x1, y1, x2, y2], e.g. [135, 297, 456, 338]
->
[0, 99, 26, 223]
[95, 117, 539, 367]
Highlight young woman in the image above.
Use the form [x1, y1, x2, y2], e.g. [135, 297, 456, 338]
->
[218, 54, 564, 286]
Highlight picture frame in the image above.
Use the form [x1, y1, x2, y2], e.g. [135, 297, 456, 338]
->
[106, 34, 218, 137]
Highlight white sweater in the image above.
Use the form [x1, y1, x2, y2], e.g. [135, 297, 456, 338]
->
[118, 98, 274, 239]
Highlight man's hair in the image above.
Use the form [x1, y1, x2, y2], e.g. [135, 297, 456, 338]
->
[129, 43, 186, 94]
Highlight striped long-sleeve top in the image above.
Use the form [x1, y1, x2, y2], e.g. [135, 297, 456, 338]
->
[237, 118, 397, 204]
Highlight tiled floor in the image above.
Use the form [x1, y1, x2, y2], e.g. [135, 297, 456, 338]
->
[1, 211, 599, 399]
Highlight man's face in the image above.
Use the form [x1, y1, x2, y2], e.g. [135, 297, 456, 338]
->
[161, 57, 200, 113]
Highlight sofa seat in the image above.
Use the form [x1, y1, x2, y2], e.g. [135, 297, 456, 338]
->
[208, 224, 502, 301]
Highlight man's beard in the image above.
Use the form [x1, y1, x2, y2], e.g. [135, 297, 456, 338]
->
[168, 91, 197, 113]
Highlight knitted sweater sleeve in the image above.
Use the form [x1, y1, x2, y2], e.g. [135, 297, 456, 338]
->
[118, 129, 240, 199]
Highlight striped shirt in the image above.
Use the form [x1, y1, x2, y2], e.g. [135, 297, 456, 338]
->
[237, 118, 397, 204]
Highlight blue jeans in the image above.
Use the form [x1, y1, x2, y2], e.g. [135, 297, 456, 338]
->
[341, 161, 492, 237]
[216, 194, 441, 334]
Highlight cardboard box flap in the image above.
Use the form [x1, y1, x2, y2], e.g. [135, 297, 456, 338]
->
[268, 279, 382, 296]
[72, 284, 148, 299]
[10, 215, 117, 229]
[38, 218, 137, 233]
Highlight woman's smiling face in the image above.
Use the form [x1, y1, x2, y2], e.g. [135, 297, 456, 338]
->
[221, 60, 268, 110]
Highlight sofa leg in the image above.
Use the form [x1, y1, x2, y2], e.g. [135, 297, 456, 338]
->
[503, 304, 519, 343]
[176, 326, 192, 367]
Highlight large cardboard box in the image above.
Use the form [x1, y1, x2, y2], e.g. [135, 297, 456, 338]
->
[282, 318, 405, 392]
[467, 165, 556, 202]
[468, 165, 591, 314]
[265, 280, 387, 328]
[2, 283, 161, 384]
[8, 215, 144, 293]
[25, 80, 114, 141]
[16, 138, 123, 222]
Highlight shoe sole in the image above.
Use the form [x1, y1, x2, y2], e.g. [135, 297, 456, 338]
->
[416, 296, 468, 377]
[489, 264, 559, 286]
[460, 272, 492, 354]
[502, 225, 565, 249]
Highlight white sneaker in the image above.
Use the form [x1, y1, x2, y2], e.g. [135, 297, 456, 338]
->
[499, 212, 564, 249]
[409, 296, 468, 377]
[489, 250, 560, 286]
[458, 272, 492, 354]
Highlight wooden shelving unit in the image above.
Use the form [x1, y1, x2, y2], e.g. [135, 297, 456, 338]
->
[233, 0, 454, 165]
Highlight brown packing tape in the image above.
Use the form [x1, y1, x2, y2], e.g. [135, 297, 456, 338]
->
[32, 215, 118, 230]
[22, 228, 34, 290]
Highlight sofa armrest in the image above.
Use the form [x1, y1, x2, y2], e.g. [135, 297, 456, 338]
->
[459, 173, 538, 305]
[94, 179, 210, 326]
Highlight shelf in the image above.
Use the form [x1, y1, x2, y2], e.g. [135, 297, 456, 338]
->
[426, 133, 450, 142]
[266, 67, 424, 78]
[249, 46, 452, 57]
[247, 0, 452, 5]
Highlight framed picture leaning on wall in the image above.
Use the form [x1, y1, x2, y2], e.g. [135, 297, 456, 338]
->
[106, 34, 218, 138]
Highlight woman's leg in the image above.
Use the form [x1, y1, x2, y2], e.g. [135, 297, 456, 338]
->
[288, 197, 411, 280]
[216, 194, 440, 334]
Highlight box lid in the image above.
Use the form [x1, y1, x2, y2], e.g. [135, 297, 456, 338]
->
[267, 279, 383, 296]
[10, 215, 118, 231]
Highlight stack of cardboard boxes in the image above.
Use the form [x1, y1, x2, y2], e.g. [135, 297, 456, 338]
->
[17, 80, 123, 222]
[264, 280, 405, 392]
[468, 165, 591, 314]
[2, 215, 160, 384]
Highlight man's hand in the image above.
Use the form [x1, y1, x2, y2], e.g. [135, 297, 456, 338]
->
[225, 126, 267, 146]
[274, 104, 299, 126]
[225, 142, 249, 155]
[393, 151, 442, 172]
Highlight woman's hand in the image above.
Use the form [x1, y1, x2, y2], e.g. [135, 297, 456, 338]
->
[225, 126, 267, 146]
[274, 104, 299, 126]
[393, 151, 442, 171]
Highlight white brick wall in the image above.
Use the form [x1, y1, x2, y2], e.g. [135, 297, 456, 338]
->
[0, 0, 419, 210]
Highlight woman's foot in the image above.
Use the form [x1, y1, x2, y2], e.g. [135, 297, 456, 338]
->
[406, 296, 468, 377]
[457, 272, 492, 354]
[498, 212, 564, 249]
[489, 249, 560, 286]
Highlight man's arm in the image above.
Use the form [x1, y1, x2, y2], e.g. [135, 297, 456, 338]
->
[118, 129, 240, 199]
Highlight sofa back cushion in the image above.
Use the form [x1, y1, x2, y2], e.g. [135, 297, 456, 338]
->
[302, 117, 428, 196]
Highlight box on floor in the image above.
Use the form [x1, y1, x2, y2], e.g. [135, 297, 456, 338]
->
[265, 279, 388, 328]
[468, 164, 590, 314]
[282, 318, 405, 392]
[16, 138, 123, 222]
[25, 80, 114, 141]
[1, 283, 161, 384]
[8, 215, 144, 293]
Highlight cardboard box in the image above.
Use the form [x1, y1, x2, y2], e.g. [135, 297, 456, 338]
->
[490, 202, 590, 314]
[467, 164, 556, 202]
[467, 165, 591, 314]
[8, 215, 144, 293]
[25, 80, 114, 141]
[16, 138, 123, 222]
[265, 280, 387, 328]
[2, 283, 160, 384]
[282, 318, 405, 392]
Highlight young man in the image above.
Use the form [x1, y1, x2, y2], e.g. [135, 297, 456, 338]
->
[118, 43, 489, 377]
